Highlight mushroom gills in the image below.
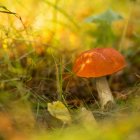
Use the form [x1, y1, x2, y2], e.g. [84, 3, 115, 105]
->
[96, 76, 115, 110]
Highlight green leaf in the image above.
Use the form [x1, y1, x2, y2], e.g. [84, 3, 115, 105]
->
[85, 9, 123, 24]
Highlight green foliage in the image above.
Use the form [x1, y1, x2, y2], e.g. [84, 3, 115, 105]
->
[94, 23, 116, 46]
[85, 9, 123, 46]
[85, 9, 123, 24]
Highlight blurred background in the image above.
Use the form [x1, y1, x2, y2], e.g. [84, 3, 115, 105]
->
[0, 0, 140, 140]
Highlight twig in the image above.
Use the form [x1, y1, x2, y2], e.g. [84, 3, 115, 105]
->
[0, 5, 27, 33]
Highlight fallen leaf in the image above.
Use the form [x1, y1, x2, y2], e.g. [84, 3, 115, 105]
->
[48, 101, 71, 124]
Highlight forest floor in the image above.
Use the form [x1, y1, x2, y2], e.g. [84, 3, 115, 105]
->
[0, 0, 140, 140]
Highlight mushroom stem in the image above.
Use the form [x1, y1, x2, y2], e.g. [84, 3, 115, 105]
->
[96, 76, 115, 110]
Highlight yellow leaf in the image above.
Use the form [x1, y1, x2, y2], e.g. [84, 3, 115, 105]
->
[48, 101, 71, 124]
[78, 107, 97, 126]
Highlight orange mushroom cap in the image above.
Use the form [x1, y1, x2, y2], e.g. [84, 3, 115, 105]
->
[73, 48, 126, 78]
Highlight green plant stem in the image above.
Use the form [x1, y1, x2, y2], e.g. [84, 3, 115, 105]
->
[43, 0, 79, 29]
[118, 1, 135, 52]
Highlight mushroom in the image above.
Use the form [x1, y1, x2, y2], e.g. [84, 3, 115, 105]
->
[73, 48, 126, 110]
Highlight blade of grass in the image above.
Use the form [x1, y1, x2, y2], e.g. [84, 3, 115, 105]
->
[0, 5, 27, 33]
[118, 1, 135, 52]
[43, 0, 79, 29]
[51, 54, 63, 101]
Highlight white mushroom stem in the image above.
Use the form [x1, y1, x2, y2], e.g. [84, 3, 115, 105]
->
[96, 76, 115, 109]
